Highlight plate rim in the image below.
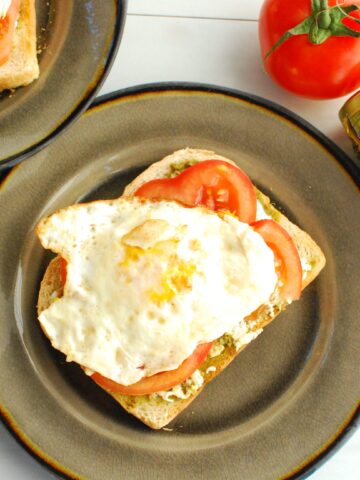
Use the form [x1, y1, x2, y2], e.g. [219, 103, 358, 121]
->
[89, 82, 360, 186]
[1, 82, 359, 480]
[0, 0, 128, 171]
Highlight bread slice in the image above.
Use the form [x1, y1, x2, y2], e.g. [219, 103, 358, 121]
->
[0, 0, 39, 91]
[37, 148, 326, 429]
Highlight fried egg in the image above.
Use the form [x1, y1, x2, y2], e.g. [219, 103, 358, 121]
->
[37, 197, 277, 385]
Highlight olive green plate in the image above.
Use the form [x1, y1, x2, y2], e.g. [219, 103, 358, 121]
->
[0, 0, 127, 170]
[0, 84, 359, 480]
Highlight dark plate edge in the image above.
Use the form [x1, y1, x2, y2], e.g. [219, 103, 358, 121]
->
[0, 408, 81, 480]
[88, 82, 360, 187]
[287, 407, 359, 480]
[0, 82, 359, 480]
[0, 0, 127, 171]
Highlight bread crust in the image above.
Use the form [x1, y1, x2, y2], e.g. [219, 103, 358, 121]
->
[37, 148, 326, 429]
[0, 0, 39, 91]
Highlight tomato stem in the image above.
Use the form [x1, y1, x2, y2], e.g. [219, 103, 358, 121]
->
[264, 2, 360, 59]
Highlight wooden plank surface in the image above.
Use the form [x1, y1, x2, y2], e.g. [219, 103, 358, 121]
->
[128, 0, 263, 19]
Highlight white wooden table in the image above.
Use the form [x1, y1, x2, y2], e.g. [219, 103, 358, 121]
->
[1, 1, 359, 478]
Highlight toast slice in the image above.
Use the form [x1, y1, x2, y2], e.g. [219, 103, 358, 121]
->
[0, 0, 39, 91]
[37, 148, 326, 429]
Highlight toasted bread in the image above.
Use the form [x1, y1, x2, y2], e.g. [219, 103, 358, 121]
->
[0, 0, 39, 92]
[37, 148, 326, 429]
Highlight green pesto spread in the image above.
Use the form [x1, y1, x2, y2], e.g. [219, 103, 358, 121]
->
[167, 160, 199, 178]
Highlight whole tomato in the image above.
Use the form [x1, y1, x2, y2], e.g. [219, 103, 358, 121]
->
[259, 0, 360, 99]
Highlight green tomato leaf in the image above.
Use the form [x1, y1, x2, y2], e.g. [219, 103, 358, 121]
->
[264, 17, 313, 60]
[331, 22, 360, 37]
[335, 5, 360, 25]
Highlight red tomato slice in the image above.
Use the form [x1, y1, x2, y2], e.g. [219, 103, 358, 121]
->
[0, 0, 20, 66]
[135, 160, 257, 223]
[60, 257, 67, 286]
[91, 342, 213, 395]
[251, 219, 302, 302]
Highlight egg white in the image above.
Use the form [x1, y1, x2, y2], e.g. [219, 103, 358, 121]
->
[38, 197, 277, 385]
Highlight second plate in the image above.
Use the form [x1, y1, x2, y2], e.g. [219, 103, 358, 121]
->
[0, 0, 127, 170]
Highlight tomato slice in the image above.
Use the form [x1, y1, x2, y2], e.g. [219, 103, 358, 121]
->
[0, 0, 20, 66]
[251, 219, 302, 302]
[91, 342, 213, 395]
[60, 257, 67, 286]
[135, 160, 257, 223]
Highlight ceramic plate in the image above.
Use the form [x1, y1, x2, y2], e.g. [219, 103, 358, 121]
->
[0, 0, 127, 170]
[0, 84, 359, 480]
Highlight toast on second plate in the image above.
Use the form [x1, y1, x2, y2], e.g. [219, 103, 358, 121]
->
[0, 0, 39, 91]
